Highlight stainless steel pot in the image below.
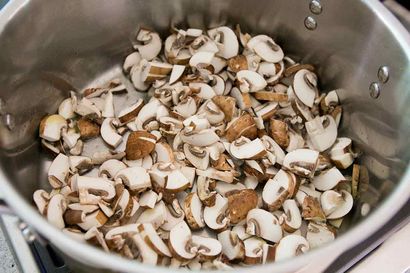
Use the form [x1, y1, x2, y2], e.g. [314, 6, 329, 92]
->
[0, 0, 409, 272]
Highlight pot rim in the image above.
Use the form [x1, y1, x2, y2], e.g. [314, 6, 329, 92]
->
[0, 0, 409, 272]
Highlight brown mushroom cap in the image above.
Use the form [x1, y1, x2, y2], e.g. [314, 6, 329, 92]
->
[126, 131, 157, 160]
[226, 189, 258, 224]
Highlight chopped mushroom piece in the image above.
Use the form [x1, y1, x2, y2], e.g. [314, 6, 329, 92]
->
[275, 234, 309, 261]
[246, 208, 283, 243]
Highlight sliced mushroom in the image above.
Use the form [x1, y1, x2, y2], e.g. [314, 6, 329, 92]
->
[138, 223, 172, 257]
[115, 166, 151, 192]
[39, 114, 67, 142]
[134, 29, 162, 61]
[306, 222, 335, 249]
[320, 190, 353, 219]
[243, 237, 266, 265]
[226, 189, 258, 224]
[174, 97, 197, 118]
[262, 170, 292, 211]
[123, 51, 142, 72]
[154, 141, 175, 163]
[184, 192, 205, 229]
[212, 95, 237, 122]
[230, 87, 252, 110]
[229, 137, 266, 160]
[254, 101, 278, 121]
[196, 168, 234, 184]
[84, 226, 109, 252]
[293, 69, 318, 108]
[74, 175, 116, 203]
[137, 201, 167, 229]
[281, 200, 302, 233]
[168, 221, 197, 261]
[236, 70, 267, 93]
[33, 189, 50, 215]
[101, 91, 115, 118]
[132, 233, 159, 265]
[184, 143, 209, 170]
[48, 153, 70, 188]
[62, 228, 85, 242]
[301, 196, 326, 222]
[165, 169, 190, 193]
[46, 194, 67, 229]
[218, 230, 245, 262]
[75, 98, 102, 118]
[161, 199, 186, 231]
[77, 118, 100, 140]
[196, 176, 217, 206]
[275, 234, 309, 261]
[247, 35, 284, 63]
[283, 149, 319, 178]
[269, 119, 289, 148]
[246, 208, 283, 243]
[126, 131, 156, 160]
[139, 190, 159, 209]
[214, 181, 246, 196]
[313, 167, 346, 191]
[118, 99, 144, 125]
[225, 114, 257, 142]
[99, 159, 127, 178]
[306, 115, 338, 152]
[101, 118, 123, 148]
[58, 98, 75, 119]
[169, 65, 186, 85]
[192, 235, 222, 261]
[69, 156, 93, 174]
[227, 55, 248, 72]
[320, 90, 339, 113]
[180, 128, 220, 147]
[329, 137, 355, 169]
[260, 135, 286, 165]
[197, 100, 225, 125]
[204, 194, 229, 231]
[208, 26, 239, 59]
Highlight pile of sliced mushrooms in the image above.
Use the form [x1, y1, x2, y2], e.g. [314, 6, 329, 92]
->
[33, 25, 363, 269]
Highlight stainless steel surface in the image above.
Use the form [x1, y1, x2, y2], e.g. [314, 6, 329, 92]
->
[304, 16, 318, 30]
[369, 82, 382, 99]
[0, 0, 409, 272]
[378, 65, 390, 83]
[309, 0, 323, 15]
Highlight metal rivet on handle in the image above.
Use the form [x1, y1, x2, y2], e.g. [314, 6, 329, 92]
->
[304, 16, 317, 30]
[369, 82, 381, 99]
[377, 65, 389, 84]
[4, 113, 15, 130]
[309, 0, 322, 15]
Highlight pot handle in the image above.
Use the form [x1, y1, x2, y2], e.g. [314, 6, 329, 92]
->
[0, 200, 70, 273]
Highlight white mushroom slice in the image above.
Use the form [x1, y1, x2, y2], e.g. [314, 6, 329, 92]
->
[48, 153, 70, 188]
[293, 69, 318, 108]
[214, 182, 245, 196]
[169, 65, 185, 84]
[174, 97, 197, 118]
[245, 53, 262, 72]
[46, 194, 67, 229]
[329, 137, 355, 169]
[184, 192, 205, 229]
[283, 149, 319, 178]
[74, 176, 116, 201]
[281, 200, 302, 232]
[99, 159, 127, 178]
[320, 90, 339, 112]
[189, 82, 216, 99]
[115, 166, 151, 192]
[203, 194, 229, 231]
[166, 169, 190, 193]
[139, 223, 172, 257]
[257, 62, 277, 77]
[189, 51, 215, 68]
[84, 227, 109, 252]
[118, 99, 144, 125]
[101, 91, 115, 118]
[184, 144, 209, 170]
[211, 56, 227, 74]
[33, 189, 50, 215]
[161, 200, 185, 231]
[321, 190, 353, 219]
[180, 128, 220, 147]
[183, 115, 211, 131]
[137, 201, 167, 229]
[75, 98, 102, 117]
[137, 98, 161, 125]
[208, 26, 239, 59]
[192, 235, 222, 261]
[67, 203, 99, 214]
[260, 135, 286, 165]
[306, 115, 338, 152]
[69, 156, 93, 174]
[134, 29, 162, 61]
[123, 51, 142, 72]
[39, 115, 67, 142]
[218, 230, 244, 261]
[236, 70, 267, 93]
[62, 228, 85, 242]
[180, 166, 196, 187]
[77, 210, 107, 231]
[286, 130, 305, 152]
[70, 140, 84, 156]
[91, 150, 125, 165]
[247, 35, 284, 63]
[244, 176, 259, 190]
[105, 224, 140, 250]
[243, 237, 266, 265]
[196, 168, 234, 184]
[313, 167, 346, 191]
[168, 221, 196, 261]
[197, 100, 225, 125]
[101, 118, 123, 148]
[159, 116, 183, 136]
[189, 35, 219, 55]
[230, 87, 252, 110]
[275, 234, 309, 261]
[306, 222, 335, 249]
[130, 61, 150, 91]
[196, 176, 217, 206]
[58, 98, 75, 119]
[262, 170, 292, 211]
[246, 209, 283, 243]
[154, 142, 175, 163]
[141, 61, 173, 82]
[254, 101, 278, 121]
[229, 137, 266, 160]
[139, 190, 159, 209]
[132, 233, 159, 265]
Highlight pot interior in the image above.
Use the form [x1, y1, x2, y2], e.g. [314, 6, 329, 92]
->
[0, 0, 409, 250]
